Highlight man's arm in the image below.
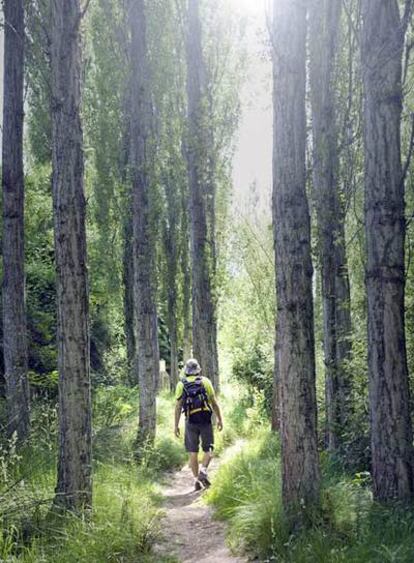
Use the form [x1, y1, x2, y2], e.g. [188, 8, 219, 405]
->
[210, 396, 223, 431]
[174, 399, 183, 437]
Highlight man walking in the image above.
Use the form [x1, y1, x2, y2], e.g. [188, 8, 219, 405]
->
[174, 358, 223, 490]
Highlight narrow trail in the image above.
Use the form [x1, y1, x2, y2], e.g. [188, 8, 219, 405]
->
[155, 458, 247, 563]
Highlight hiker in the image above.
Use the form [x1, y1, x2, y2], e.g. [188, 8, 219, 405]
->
[174, 358, 223, 491]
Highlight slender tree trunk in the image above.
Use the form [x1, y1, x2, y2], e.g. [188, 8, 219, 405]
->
[167, 273, 179, 392]
[181, 174, 192, 362]
[2, 0, 30, 442]
[186, 0, 219, 390]
[272, 0, 320, 513]
[123, 213, 136, 384]
[163, 211, 179, 392]
[120, 83, 135, 385]
[271, 343, 279, 431]
[361, 0, 414, 502]
[309, 0, 352, 453]
[128, 0, 159, 447]
[51, 0, 92, 511]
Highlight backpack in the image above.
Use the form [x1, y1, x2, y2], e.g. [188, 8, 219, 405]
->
[181, 376, 212, 424]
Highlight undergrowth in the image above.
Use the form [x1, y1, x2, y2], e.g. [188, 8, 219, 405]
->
[206, 428, 414, 562]
[0, 387, 186, 562]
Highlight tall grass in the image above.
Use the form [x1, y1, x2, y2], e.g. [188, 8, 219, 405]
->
[213, 383, 268, 454]
[0, 387, 186, 562]
[206, 427, 414, 562]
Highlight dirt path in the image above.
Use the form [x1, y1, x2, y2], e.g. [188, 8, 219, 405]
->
[155, 459, 247, 563]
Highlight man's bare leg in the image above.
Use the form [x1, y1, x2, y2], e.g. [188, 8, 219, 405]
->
[189, 452, 199, 478]
[201, 450, 213, 470]
[198, 450, 213, 488]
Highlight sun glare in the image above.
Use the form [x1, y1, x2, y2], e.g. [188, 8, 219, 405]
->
[229, 0, 266, 15]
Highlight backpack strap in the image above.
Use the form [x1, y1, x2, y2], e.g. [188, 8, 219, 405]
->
[181, 375, 202, 386]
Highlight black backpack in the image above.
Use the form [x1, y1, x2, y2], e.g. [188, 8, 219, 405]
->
[181, 376, 212, 424]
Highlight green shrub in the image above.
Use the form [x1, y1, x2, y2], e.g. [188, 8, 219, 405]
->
[206, 430, 284, 559]
[93, 385, 137, 430]
[232, 343, 273, 418]
[208, 427, 414, 563]
[139, 436, 187, 476]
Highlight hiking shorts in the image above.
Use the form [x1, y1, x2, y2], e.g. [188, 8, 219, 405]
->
[185, 420, 214, 453]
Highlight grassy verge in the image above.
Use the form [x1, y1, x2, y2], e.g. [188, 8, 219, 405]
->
[206, 427, 414, 562]
[0, 387, 186, 562]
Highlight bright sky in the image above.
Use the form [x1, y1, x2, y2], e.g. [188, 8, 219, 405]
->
[227, 0, 273, 220]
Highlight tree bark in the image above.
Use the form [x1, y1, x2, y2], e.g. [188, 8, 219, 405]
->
[163, 206, 179, 392]
[123, 212, 136, 384]
[51, 0, 92, 511]
[185, 0, 219, 390]
[166, 258, 179, 392]
[309, 0, 352, 453]
[361, 0, 414, 501]
[272, 0, 320, 513]
[128, 0, 159, 447]
[181, 164, 192, 362]
[2, 0, 30, 442]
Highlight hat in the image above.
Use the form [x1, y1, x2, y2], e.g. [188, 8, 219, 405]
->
[184, 358, 201, 375]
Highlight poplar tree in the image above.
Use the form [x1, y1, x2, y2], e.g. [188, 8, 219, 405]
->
[128, 0, 160, 446]
[51, 0, 92, 510]
[361, 0, 414, 501]
[272, 0, 320, 512]
[309, 0, 352, 452]
[2, 0, 30, 441]
[186, 0, 219, 389]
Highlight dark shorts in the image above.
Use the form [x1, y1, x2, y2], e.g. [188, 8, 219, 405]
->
[185, 420, 214, 453]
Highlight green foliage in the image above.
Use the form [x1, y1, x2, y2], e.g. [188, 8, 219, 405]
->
[93, 385, 137, 431]
[339, 338, 371, 473]
[26, 0, 52, 166]
[212, 379, 269, 454]
[0, 466, 163, 563]
[42, 466, 161, 563]
[219, 217, 275, 423]
[206, 430, 283, 558]
[232, 344, 273, 417]
[139, 436, 187, 476]
[25, 165, 57, 385]
[207, 427, 414, 562]
[220, 217, 275, 353]
[0, 386, 188, 561]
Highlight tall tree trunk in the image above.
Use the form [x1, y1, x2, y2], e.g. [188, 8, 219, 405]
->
[309, 0, 352, 453]
[186, 0, 219, 390]
[272, 0, 320, 513]
[181, 163, 192, 362]
[162, 141, 181, 391]
[163, 203, 179, 391]
[123, 213, 136, 384]
[361, 0, 414, 501]
[166, 239, 179, 392]
[128, 0, 159, 447]
[51, 0, 92, 510]
[120, 84, 135, 385]
[2, 0, 30, 442]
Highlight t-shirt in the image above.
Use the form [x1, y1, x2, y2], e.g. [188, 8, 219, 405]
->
[175, 375, 215, 404]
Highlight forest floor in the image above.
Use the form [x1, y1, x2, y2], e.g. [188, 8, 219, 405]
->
[155, 457, 247, 563]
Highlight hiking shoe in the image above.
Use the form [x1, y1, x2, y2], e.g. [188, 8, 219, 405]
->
[194, 479, 203, 491]
[198, 470, 211, 489]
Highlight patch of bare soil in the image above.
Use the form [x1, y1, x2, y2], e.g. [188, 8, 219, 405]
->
[155, 459, 247, 563]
